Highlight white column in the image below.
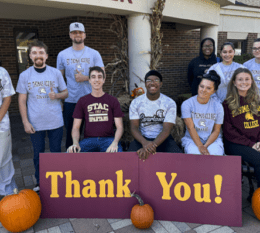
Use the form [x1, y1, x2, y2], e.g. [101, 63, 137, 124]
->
[200, 25, 219, 55]
[128, 14, 151, 92]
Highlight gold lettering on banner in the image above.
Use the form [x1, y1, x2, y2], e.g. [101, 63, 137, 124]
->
[46, 170, 131, 198]
[156, 172, 223, 204]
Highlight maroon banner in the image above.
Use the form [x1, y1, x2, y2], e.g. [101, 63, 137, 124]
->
[40, 152, 242, 226]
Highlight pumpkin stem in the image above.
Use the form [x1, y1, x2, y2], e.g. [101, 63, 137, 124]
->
[13, 188, 18, 194]
[131, 192, 144, 206]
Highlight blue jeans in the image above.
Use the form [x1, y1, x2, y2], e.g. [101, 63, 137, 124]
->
[30, 126, 63, 184]
[63, 102, 84, 149]
[79, 137, 123, 152]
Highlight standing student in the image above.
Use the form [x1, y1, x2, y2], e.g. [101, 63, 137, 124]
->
[187, 37, 217, 96]
[57, 22, 105, 149]
[244, 38, 260, 91]
[208, 42, 244, 103]
[0, 67, 18, 196]
[16, 41, 68, 193]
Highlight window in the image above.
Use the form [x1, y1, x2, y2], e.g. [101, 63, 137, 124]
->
[14, 29, 38, 74]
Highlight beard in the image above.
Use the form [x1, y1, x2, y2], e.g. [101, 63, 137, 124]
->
[73, 38, 84, 44]
[34, 58, 44, 67]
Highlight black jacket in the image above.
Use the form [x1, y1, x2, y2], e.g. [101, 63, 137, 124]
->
[187, 38, 217, 96]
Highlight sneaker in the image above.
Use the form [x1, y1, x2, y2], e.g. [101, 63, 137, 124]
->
[33, 184, 40, 193]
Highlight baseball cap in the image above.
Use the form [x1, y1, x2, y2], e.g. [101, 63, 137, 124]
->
[70, 22, 85, 32]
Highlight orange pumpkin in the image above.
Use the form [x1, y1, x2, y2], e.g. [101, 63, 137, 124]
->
[131, 83, 145, 98]
[130, 193, 154, 229]
[252, 188, 260, 220]
[0, 188, 42, 232]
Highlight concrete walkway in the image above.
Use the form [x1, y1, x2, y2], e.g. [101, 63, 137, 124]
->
[0, 115, 260, 233]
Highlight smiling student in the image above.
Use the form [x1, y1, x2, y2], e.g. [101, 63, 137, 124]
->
[244, 38, 260, 91]
[187, 37, 217, 96]
[16, 41, 68, 193]
[208, 42, 244, 103]
[128, 70, 182, 160]
[67, 66, 124, 153]
[181, 70, 224, 156]
[57, 22, 105, 150]
[223, 68, 260, 189]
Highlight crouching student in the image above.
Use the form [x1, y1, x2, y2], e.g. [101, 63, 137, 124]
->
[181, 70, 224, 155]
[0, 67, 18, 196]
[223, 68, 260, 188]
[67, 66, 124, 153]
[128, 70, 182, 160]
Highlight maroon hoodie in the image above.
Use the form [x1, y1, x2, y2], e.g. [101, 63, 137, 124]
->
[223, 96, 260, 147]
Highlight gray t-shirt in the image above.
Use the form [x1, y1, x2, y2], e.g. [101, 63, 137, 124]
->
[129, 93, 177, 139]
[208, 62, 243, 103]
[57, 46, 104, 103]
[16, 66, 67, 131]
[181, 95, 224, 142]
[0, 67, 15, 132]
[243, 58, 260, 90]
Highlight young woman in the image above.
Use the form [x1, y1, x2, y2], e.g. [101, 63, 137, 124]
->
[181, 70, 224, 155]
[223, 68, 260, 188]
[187, 37, 217, 96]
[208, 42, 244, 103]
[244, 38, 260, 91]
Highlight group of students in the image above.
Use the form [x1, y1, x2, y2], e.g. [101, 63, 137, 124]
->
[1, 21, 260, 199]
[186, 37, 260, 192]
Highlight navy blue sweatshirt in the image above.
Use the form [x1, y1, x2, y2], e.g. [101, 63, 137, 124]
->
[187, 38, 217, 96]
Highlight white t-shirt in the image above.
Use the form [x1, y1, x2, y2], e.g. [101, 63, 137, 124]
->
[243, 58, 260, 90]
[0, 67, 15, 132]
[208, 62, 244, 103]
[129, 93, 177, 139]
[16, 66, 67, 131]
[181, 95, 224, 142]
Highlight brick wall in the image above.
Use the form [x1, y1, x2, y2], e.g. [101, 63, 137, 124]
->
[158, 24, 200, 102]
[0, 16, 118, 115]
[1, 16, 256, 116]
[246, 33, 258, 54]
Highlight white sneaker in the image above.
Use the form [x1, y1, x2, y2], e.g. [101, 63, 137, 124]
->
[33, 184, 40, 192]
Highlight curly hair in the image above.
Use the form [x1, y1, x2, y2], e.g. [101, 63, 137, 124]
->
[225, 68, 260, 116]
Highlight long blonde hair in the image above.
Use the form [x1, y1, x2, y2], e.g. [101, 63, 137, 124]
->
[225, 68, 260, 116]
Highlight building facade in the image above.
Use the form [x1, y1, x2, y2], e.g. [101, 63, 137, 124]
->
[0, 0, 259, 115]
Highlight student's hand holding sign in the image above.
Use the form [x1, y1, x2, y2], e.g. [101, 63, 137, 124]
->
[106, 141, 119, 153]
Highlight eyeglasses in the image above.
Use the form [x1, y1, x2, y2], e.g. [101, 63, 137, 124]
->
[202, 45, 214, 49]
[253, 47, 260, 51]
[146, 79, 160, 84]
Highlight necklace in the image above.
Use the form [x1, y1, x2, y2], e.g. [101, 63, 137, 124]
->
[72, 46, 85, 68]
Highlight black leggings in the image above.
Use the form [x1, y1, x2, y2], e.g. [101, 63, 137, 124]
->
[224, 139, 260, 187]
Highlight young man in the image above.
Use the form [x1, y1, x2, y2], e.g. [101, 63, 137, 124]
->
[244, 38, 260, 91]
[16, 41, 68, 192]
[128, 70, 182, 160]
[67, 66, 124, 153]
[57, 22, 105, 149]
[0, 66, 18, 196]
